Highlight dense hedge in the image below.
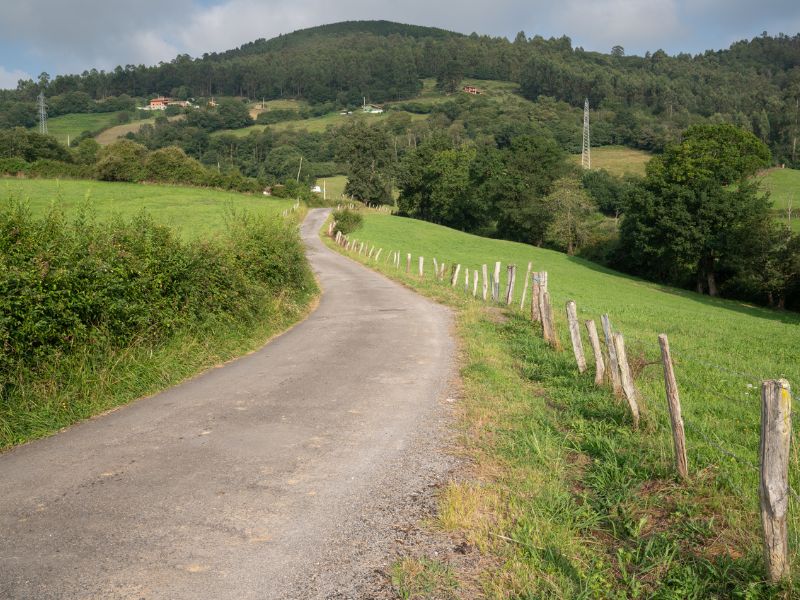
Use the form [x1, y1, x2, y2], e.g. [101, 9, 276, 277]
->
[0, 201, 315, 391]
[331, 208, 363, 235]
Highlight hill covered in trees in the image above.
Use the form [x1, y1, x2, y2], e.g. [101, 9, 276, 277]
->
[2, 21, 800, 163]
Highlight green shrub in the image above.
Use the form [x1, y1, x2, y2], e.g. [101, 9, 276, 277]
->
[95, 140, 148, 182]
[332, 208, 363, 235]
[144, 146, 205, 184]
[0, 157, 29, 175]
[0, 200, 315, 434]
[26, 159, 93, 179]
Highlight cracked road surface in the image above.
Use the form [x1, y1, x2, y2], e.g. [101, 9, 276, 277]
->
[0, 208, 454, 599]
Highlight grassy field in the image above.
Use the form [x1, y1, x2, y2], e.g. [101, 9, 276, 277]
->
[212, 110, 428, 137]
[328, 212, 800, 596]
[315, 175, 348, 201]
[760, 168, 800, 232]
[36, 112, 124, 145]
[2, 178, 295, 238]
[571, 145, 653, 177]
[95, 114, 184, 145]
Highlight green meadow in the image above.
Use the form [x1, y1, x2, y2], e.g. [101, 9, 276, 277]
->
[2, 178, 295, 238]
[36, 112, 123, 144]
[331, 211, 800, 595]
[760, 167, 800, 232]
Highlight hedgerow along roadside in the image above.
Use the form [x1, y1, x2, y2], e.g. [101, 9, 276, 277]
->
[0, 200, 317, 449]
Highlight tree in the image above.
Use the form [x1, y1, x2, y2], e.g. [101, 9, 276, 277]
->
[545, 177, 595, 255]
[618, 125, 772, 295]
[335, 121, 393, 204]
[95, 140, 148, 182]
[611, 45, 625, 57]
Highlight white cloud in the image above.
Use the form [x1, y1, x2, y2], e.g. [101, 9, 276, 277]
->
[0, 66, 31, 90]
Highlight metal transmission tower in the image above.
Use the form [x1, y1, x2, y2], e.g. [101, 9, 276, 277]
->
[37, 92, 48, 135]
[581, 98, 590, 169]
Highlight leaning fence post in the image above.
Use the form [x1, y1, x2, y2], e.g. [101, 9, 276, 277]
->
[505, 265, 516, 305]
[566, 301, 587, 373]
[658, 334, 688, 479]
[613, 333, 640, 428]
[585, 320, 605, 385]
[482, 264, 489, 301]
[519, 262, 532, 311]
[759, 379, 792, 583]
[601, 314, 623, 397]
[450, 265, 461, 287]
[368, 246, 374, 259]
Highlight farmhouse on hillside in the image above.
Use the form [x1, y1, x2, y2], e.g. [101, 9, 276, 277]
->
[462, 85, 482, 95]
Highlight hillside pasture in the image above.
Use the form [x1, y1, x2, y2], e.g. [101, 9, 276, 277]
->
[2, 178, 294, 239]
[759, 167, 800, 231]
[571, 145, 652, 177]
[212, 110, 427, 137]
[333, 211, 800, 591]
[36, 112, 124, 145]
[315, 175, 348, 201]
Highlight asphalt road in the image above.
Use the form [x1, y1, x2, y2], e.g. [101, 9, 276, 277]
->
[0, 208, 454, 599]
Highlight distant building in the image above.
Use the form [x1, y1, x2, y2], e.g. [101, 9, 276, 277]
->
[310, 185, 322, 193]
[462, 85, 482, 95]
[363, 104, 384, 114]
[144, 97, 172, 110]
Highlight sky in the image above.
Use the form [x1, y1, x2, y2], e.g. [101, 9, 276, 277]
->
[1, 0, 799, 89]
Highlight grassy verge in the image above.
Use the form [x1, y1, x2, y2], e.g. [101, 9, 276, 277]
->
[323, 214, 798, 597]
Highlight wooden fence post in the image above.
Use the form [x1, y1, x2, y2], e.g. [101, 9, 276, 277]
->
[451, 264, 461, 287]
[492, 261, 500, 302]
[368, 246, 374, 259]
[464, 267, 469, 293]
[482, 264, 489, 301]
[406, 253, 411, 274]
[531, 272, 541, 322]
[601, 314, 623, 397]
[658, 334, 688, 480]
[472, 270, 478, 297]
[759, 378, 792, 583]
[505, 265, 516, 305]
[541, 292, 561, 350]
[613, 333, 640, 428]
[520, 262, 532, 311]
[585, 320, 605, 385]
[433, 258, 439, 277]
[374, 248, 382, 262]
[419, 256, 424, 277]
[566, 301, 587, 373]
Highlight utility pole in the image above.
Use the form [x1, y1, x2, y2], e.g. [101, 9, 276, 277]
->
[296, 156, 303, 183]
[37, 92, 48, 135]
[581, 98, 590, 170]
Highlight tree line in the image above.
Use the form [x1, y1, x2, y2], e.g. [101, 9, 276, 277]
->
[2, 21, 800, 164]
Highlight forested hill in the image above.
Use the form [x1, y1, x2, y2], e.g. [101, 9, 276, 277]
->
[3, 21, 800, 163]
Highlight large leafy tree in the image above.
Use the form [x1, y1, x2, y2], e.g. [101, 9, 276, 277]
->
[335, 120, 393, 204]
[618, 124, 772, 295]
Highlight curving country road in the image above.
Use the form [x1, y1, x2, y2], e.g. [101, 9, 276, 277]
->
[0, 208, 454, 599]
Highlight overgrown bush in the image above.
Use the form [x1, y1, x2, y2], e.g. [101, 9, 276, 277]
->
[332, 208, 363, 235]
[0, 200, 315, 413]
[0, 157, 28, 175]
[144, 146, 206, 184]
[95, 140, 148, 182]
[26, 159, 93, 179]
